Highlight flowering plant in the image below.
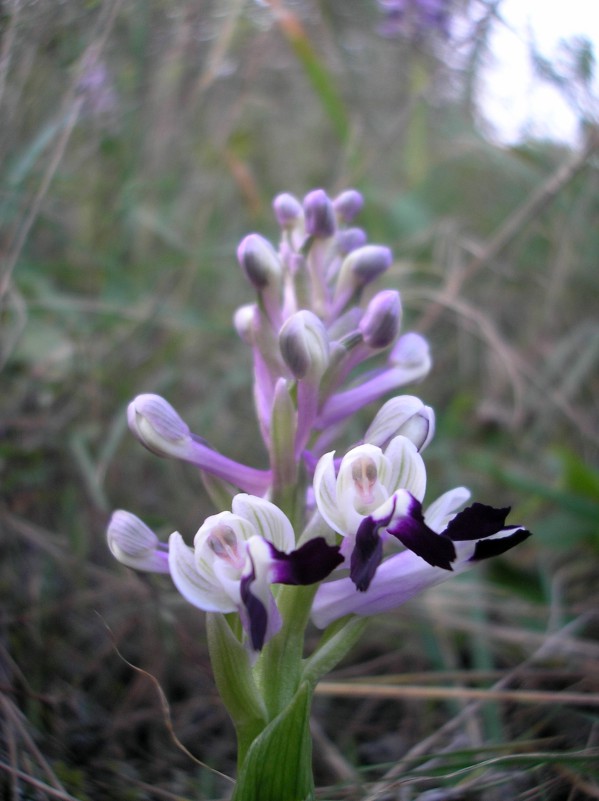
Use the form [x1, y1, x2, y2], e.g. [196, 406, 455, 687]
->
[107, 187, 531, 800]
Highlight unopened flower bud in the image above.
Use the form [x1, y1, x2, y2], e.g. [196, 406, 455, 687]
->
[391, 332, 431, 369]
[359, 290, 402, 348]
[107, 510, 169, 572]
[279, 310, 330, 380]
[343, 245, 393, 287]
[128, 394, 192, 458]
[237, 233, 282, 289]
[273, 192, 303, 228]
[336, 227, 367, 255]
[365, 395, 435, 451]
[333, 189, 364, 222]
[303, 189, 336, 238]
[233, 303, 259, 345]
[333, 245, 394, 311]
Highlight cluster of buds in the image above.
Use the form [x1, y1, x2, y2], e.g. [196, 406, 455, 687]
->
[108, 187, 531, 656]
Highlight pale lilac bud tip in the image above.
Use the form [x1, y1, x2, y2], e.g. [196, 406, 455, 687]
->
[392, 333, 430, 367]
[337, 227, 367, 255]
[273, 193, 303, 227]
[333, 189, 364, 222]
[129, 394, 190, 439]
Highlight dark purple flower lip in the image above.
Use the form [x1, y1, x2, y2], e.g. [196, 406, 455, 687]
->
[240, 537, 343, 651]
[268, 538, 344, 585]
[350, 498, 396, 592]
[350, 495, 532, 592]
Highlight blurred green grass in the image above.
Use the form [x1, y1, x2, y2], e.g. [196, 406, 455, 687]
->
[1, 1, 598, 799]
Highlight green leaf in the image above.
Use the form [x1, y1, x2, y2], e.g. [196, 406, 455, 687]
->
[206, 613, 267, 756]
[232, 681, 314, 801]
[556, 447, 599, 500]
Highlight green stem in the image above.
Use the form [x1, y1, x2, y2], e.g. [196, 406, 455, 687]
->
[257, 584, 317, 719]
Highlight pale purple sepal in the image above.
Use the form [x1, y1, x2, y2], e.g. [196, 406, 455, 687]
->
[312, 549, 455, 628]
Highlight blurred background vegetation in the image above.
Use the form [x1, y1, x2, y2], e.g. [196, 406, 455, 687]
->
[1, 1, 598, 799]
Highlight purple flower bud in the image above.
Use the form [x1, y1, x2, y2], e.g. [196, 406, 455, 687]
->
[391, 332, 430, 368]
[303, 189, 336, 238]
[359, 290, 402, 349]
[343, 245, 393, 287]
[107, 510, 170, 573]
[365, 395, 435, 451]
[273, 193, 303, 228]
[233, 304, 259, 345]
[237, 234, 282, 289]
[333, 189, 364, 222]
[336, 227, 367, 256]
[128, 394, 192, 458]
[279, 310, 330, 380]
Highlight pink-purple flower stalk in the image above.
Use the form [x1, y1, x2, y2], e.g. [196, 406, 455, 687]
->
[107, 187, 532, 800]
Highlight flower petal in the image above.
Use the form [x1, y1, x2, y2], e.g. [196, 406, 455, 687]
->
[267, 537, 344, 585]
[424, 487, 471, 532]
[312, 549, 459, 628]
[169, 532, 235, 613]
[383, 435, 427, 501]
[386, 491, 456, 571]
[313, 450, 346, 534]
[232, 494, 295, 552]
[240, 537, 283, 651]
[470, 527, 532, 561]
[348, 493, 403, 591]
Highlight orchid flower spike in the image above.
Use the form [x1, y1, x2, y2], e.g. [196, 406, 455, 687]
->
[168, 494, 343, 652]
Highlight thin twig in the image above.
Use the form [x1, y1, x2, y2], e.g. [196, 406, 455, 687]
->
[316, 682, 599, 707]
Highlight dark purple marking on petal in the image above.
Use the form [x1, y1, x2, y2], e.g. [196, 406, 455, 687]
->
[470, 527, 532, 562]
[350, 497, 398, 592]
[350, 517, 384, 592]
[268, 538, 344, 585]
[239, 558, 268, 651]
[387, 494, 456, 571]
[443, 503, 510, 542]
